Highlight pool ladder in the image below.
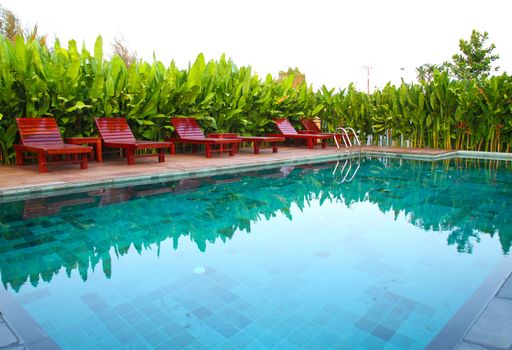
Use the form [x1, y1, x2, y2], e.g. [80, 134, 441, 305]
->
[333, 127, 361, 149]
[333, 157, 360, 183]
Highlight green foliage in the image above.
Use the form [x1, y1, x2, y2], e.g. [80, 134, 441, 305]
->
[0, 34, 511, 164]
[450, 30, 499, 81]
[417, 29, 500, 83]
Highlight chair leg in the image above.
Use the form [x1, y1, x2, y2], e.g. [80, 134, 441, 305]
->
[127, 148, 135, 165]
[37, 153, 47, 172]
[15, 149, 24, 166]
[253, 141, 260, 154]
[158, 148, 165, 162]
[81, 153, 88, 169]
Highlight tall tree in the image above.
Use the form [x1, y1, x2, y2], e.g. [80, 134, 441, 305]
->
[449, 30, 499, 80]
[416, 30, 500, 82]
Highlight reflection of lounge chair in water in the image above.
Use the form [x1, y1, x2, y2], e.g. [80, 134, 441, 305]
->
[23, 197, 96, 219]
[90, 188, 136, 206]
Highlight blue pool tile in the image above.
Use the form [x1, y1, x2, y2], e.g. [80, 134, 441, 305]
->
[310, 328, 338, 347]
[244, 341, 273, 350]
[311, 309, 335, 326]
[153, 341, 179, 350]
[371, 324, 395, 341]
[81, 293, 110, 312]
[120, 310, 144, 324]
[274, 339, 301, 349]
[214, 341, 239, 350]
[355, 317, 378, 333]
[105, 317, 131, 334]
[132, 319, 155, 336]
[115, 328, 141, 345]
[171, 331, 196, 347]
[138, 303, 161, 317]
[271, 321, 296, 339]
[361, 334, 387, 350]
[388, 332, 415, 349]
[91, 334, 122, 349]
[242, 322, 267, 339]
[228, 330, 256, 348]
[213, 321, 240, 338]
[192, 306, 213, 319]
[114, 302, 136, 315]
[148, 311, 171, 326]
[202, 313, 226, 329]
[255, 331, 284, 348]
[159, 320, 184, 337]
[287, 329, 314, 348]
[142, 329, 168, 347]
[379, 315, 405, 332]
[256, 313, 281, 329]
[183, 341, 210, 350]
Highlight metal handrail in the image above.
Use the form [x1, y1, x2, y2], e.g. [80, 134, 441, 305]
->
[334, 127, 352, 149]
[333, 127, 361, 149]
[332, 157, 361, 183]
[345, 127, 361, 146]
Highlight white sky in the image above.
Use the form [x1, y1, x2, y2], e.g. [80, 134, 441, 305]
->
[3, 0, 511, 91]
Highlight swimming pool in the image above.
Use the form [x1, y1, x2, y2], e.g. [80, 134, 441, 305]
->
[0, 157, 510, 349]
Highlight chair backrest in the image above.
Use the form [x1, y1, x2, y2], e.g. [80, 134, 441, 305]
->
[300, 118, 321, 133]
[16, 118, 64, 145]
[95, 117, 136, 143]
[275, 118, 298, 135]
[170, 118, 206, 139]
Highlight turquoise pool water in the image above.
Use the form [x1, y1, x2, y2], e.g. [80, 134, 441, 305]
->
[0, 157, 510, 349]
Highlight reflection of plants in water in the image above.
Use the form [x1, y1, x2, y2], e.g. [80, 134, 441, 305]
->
[447, 223, 481, 254]
[0, 157, 511, 291]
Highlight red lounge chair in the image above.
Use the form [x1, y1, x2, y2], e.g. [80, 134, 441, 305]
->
[208, 133, 285, 154]
[95, 117, 173, 165]
[169, 117, 242, 158]
[14, 118, 92, 173]
[267, 118, 331, 149]
[300, 118, 351, 145]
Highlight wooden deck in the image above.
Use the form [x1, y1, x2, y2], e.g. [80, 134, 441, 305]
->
[0, 145, 452, 195]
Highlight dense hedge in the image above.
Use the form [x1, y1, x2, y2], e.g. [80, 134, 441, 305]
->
[0, 35, 511, 163]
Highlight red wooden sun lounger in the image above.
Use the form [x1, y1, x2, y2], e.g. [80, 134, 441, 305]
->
[14, 118, 92, 172]
[300, 118, 351, 145]
[267, 118, 331, 149]
[169, 117, 242, 158]
[208, 133, 285, 154]
[95, 117, 173, 165]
